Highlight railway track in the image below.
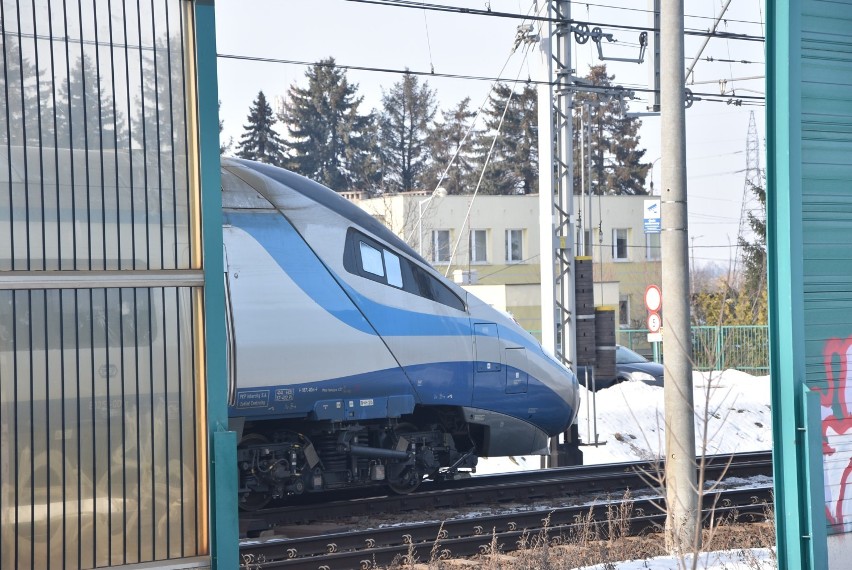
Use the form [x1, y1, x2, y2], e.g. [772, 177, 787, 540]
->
[240, 451, 772, 535]
[239, 485, 774, 569]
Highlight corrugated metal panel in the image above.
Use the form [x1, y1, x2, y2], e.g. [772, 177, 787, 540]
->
[800, 1, 852, 538]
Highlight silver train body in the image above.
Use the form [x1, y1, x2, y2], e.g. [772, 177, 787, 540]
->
[222, 158, 580, 505]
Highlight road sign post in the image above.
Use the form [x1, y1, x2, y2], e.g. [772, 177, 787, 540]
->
[645, 285, 662, 362]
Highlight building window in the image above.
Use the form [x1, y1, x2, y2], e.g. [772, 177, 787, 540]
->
[583, 230, 592, 257]
[470, 230, 487, 263]
[612, 228, 629, 260]
[506, 229, 524, 262]
[646, 232, 661, 260]
[619, 295, 630, 327]
[432, 230, 451, 263]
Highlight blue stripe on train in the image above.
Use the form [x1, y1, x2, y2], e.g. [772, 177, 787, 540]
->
[225, 210, 377, 334]
[231, 360, 574, 436]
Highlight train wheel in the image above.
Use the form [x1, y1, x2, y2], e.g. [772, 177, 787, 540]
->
[237, 433, 273, 511]
[387, 423, 423, 494]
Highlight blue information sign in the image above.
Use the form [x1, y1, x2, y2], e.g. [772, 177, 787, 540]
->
[643, 199, 661, 234]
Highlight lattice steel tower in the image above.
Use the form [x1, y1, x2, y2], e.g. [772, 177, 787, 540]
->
[738, 111, 762, 246]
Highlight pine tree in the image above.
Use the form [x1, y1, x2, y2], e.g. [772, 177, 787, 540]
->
[573, 65, 650, 195]
[131, 37, 187, 154]
[736, 173, 768, 324]
[54, 53, 125, 150]
[236, 91, 286, 166]
[422, 97, 479, 195]
[279, 59, 377, 192]
[379, 71, 437, 193]
[476, 83, 538, 195]
[1, 32, 53, 146]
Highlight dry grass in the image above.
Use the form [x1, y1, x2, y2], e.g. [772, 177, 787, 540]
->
[378, 497, 776, 570]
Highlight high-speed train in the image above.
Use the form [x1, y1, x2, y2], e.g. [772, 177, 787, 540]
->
[222, 157, 580, 508]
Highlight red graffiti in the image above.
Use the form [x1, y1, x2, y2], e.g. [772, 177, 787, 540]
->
[818, 337, 852, 531]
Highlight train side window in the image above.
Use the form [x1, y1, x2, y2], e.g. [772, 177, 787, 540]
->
[384, 250, 403, 288]
[359, 241, 385, 277]
[410, 264, 465, 312]
[344, 228, 464, 311]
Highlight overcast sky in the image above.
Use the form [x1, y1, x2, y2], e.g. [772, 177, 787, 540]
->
[214, 0, 767, 268]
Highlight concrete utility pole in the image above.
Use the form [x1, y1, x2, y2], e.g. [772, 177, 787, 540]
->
[660, 0, 699, 554]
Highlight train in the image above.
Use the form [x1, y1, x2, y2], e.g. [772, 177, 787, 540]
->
[222, 157, 581, 509]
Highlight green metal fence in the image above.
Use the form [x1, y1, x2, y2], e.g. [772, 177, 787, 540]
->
[618, 325, 769, 373]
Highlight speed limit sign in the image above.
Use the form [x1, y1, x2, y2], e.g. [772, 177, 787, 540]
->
[647, 312, 661, 333]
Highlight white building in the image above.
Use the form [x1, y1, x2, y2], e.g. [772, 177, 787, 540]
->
[354, 192, 662, 340]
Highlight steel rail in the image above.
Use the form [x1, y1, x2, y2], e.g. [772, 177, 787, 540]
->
[240, 451, 772, 535]
[240, 486, 773, 569]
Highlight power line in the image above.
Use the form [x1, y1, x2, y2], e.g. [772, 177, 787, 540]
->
[216, 53, 766, 104]
[573, 1, 766, 27]
[341, 0, 766, 42]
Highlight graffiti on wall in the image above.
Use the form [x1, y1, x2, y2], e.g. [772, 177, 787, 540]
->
[817, 337, 852, 533]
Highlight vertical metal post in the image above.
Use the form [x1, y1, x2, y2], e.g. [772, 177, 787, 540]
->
[767, 3, 826, 567]
[194, 1, 238, 567]
[717, 326, 723, 370]
[649, 0, 661, 112]
[537, 0, 575, 468]
[537, 3, 556, 359]
[660, 0, 698, 553]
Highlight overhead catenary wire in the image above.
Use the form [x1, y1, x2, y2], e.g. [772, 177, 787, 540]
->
[404, 0, 546, 246]
[342, 0, 766, 42]
[442, 38, 534, 276]
[422, 8, 435, 73]
[216, 53, 766, 104]
[574, 1, 766, 27]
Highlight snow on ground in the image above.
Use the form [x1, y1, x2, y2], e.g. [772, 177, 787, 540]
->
[477, 369, 772, 475]
[579, 369, 772, 465]
[578, 548, 776, 569]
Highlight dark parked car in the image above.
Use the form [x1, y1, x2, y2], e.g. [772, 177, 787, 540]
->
[576, 345, 664, 391]
[614, 345, 664, 387]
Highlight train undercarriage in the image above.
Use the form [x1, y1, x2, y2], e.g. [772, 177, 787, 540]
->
[235, 408, 479, 509]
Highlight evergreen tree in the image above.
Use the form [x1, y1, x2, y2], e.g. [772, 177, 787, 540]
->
[422, 97, 479, 195]
[736, 173, 768, 323]
[236, 91, 286, 165]
[476, 83, 538, 195]
[573, 65, 650, 195]
[131, 37, 188, 154]
[1, 32, 53, 146]
[279, 59, 377, 192]
[379, 71, 437, 192]
[54, 53, 125, 150]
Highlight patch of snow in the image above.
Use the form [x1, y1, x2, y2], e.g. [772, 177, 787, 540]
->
[577, 548, 776, 569]
[478, 369, 772, 474]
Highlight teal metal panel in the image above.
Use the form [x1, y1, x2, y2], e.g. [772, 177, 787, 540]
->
[194, 1, 238, 568]
[770, 0, 852, 567]
[767, 1, 811, 567]
[801, 0, 852, 555]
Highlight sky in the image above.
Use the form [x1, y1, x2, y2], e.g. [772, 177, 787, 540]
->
[214, 0, 767, 267]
